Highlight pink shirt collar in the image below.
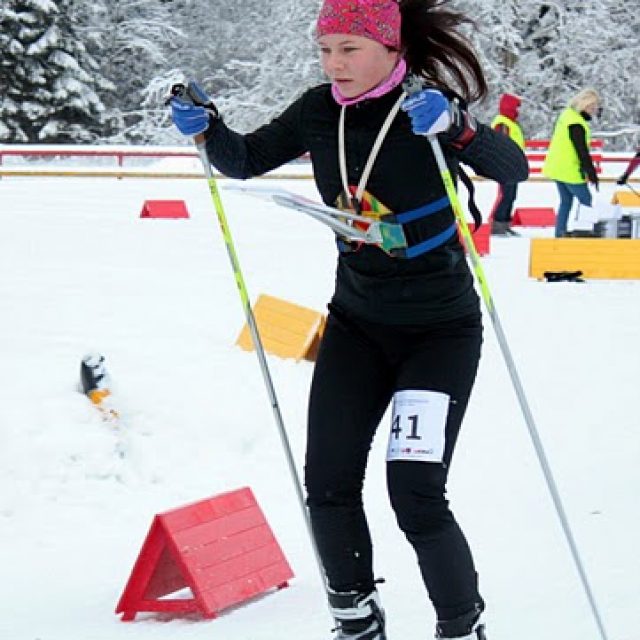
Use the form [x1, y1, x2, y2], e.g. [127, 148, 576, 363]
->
[331, 58, 407, 106]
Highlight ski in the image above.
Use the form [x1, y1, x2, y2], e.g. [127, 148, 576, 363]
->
[224, 184, 407, 252]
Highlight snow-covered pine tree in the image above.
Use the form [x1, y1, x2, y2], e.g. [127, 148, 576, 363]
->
[579, 2, 639, 148]
[76, 0, 185, 142]
[455, 0, 639, 149]
[0, 0, 108, 143]
[203, 0, 323, 132]
[451, 0, 522, 116]
[4, 0, 636, 147]
[150, 0, 323, 137]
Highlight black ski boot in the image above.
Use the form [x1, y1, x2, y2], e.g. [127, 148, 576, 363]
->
[491, 221, 509, 236]
[328, 588, 386, 640]
[435, 604, 486, 640]
[491, 221, 519, 236]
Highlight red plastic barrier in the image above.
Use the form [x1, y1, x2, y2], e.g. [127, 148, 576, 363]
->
[140, 200, 189, 219]
[460, 223, 490, 256]
[512, 207, 556, 227]
[116, 487, 293, 621]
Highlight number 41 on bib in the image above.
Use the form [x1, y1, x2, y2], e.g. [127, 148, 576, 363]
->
[386, 390, 450, 464]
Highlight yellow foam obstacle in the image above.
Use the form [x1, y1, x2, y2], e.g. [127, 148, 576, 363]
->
[611, 190, 640, 208]
[236, 294, 326, 362]
[529, 238, 640, 279]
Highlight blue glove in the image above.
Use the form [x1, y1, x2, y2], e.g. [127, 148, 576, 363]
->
[401, 89, 452, 136]
[169, 81, 217, 137]
[171, 100, 210, 136]
[184, 81, 213, 106]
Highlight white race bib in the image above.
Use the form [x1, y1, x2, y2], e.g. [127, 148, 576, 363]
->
[386, 390, 450, 463]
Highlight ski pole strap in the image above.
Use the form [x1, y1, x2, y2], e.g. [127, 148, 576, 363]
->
[457, 167, 482, 232]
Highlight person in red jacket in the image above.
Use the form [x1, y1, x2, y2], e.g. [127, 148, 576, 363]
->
[170, 1, 527, 638]
[617, 148, 640, 185]
[489, 94, 525, 235]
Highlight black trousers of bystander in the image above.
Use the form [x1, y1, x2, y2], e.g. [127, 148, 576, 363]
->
[492, 182, 518, 223]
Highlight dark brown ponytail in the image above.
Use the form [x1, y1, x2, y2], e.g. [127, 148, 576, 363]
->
[399, 0, 488, 103]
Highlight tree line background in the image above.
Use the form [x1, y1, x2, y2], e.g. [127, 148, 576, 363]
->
[0, 0, 638, 149]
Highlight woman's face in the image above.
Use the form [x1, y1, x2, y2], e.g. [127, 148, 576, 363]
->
[584, 101, 600, 117]
[318, 34, 399, 98]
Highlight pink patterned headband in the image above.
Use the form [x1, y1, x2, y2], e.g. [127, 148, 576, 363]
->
[316, 0, 402, 50]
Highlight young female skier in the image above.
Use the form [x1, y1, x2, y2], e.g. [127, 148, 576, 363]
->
[170, 1, 528, 638]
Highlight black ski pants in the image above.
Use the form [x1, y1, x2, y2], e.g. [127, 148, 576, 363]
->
[305, 305, 483, 622]
[492, 182, 518, 223]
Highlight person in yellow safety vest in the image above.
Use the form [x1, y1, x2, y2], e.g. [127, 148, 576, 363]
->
[542, 88, 601, 237]
[490, 93, 525, 236]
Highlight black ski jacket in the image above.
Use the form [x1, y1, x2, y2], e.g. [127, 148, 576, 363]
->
[203, 84, 528, 325]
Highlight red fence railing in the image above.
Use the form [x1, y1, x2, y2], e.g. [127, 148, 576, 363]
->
[0, 142, 635, 178]
[0, 146, 198, 167]
[524, 139, 605, 174]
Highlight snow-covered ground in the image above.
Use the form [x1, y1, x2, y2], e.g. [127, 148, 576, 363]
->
[0, 168, 638, 640]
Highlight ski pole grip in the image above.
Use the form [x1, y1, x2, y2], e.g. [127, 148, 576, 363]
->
[402, 74, 425, 96]
[167, 83, 189, 104]
[168, 83, 209, 145]
[168, 82, 207, 107]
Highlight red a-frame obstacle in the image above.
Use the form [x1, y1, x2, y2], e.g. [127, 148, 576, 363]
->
[512, 207, 556, 227]
[115, 487, 293, 621]
[140, 200, 189, 218]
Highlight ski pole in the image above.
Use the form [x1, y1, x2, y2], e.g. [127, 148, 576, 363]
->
[170, 84, 326, 586]
[624, 182, 640, 198]
[402, 77, 610, 640]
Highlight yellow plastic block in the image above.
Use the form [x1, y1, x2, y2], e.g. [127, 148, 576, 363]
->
[236, 294, 326, 362]
[529, 238, 640, 279]
[611, 191, 640, 207]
